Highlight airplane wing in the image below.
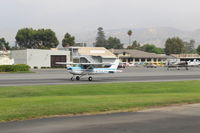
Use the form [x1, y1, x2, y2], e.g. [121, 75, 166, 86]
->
[56, 62, 114, 65]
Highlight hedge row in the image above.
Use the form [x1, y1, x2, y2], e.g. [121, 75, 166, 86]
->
[0, 64, 30, 72]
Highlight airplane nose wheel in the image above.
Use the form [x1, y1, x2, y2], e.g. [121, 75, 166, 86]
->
[76, 76, 80, 80]
[88, 76, 93, 81]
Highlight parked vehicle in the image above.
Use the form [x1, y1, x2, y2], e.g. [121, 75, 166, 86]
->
[145, 63, 157, 68]
[118, 62, 126, 68]
[128, 62, 135, 66]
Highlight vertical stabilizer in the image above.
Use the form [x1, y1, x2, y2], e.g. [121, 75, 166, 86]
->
[109, 59, 120, 69]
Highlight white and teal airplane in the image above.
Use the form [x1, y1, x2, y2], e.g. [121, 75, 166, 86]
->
[57, 59, 121, 81]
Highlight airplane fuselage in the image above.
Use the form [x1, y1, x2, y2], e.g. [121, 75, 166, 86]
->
[67, 67, 117, 75]
[60, 59, 121, 81]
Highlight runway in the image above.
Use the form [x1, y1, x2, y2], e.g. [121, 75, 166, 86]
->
[1, 67, 200, 133]
[1, 103, 200, 133]
[0, 67, 200, 86]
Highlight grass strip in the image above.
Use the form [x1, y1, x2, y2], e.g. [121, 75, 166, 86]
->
[0, 80, 200, 122]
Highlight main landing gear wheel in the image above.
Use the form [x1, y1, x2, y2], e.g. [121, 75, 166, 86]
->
[70, 77, 74, 81]
[88, 76, 93, 81]
[76, 76, 80, 80]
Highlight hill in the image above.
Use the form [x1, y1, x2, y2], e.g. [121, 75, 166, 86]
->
[74, 27, 200, 48]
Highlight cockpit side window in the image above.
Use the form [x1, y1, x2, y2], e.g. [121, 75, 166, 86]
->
[83, 65, 88, 69]
[82, 65, 94, 69]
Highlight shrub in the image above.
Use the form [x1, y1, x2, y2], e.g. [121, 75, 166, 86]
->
[0, 64, 30, 72]
[14, 64, 30, 72]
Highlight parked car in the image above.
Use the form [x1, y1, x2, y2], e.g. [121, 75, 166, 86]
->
[128, 62, 135, 66]
[145, 63, 157, 68]
[118, 62, 126, 68]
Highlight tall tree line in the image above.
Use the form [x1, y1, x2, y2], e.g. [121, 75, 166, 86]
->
[15, 28, 59, 49]
[165, 37, 197, 55]
[2, 27, 200, 55]
[95, 27, 123, 49]
[15, 28, 76, 49]
[0, 38, 10, 50]
[62, 33, 75, 47]
[127, 41, 164, 54]
[127, 37, 200, 55]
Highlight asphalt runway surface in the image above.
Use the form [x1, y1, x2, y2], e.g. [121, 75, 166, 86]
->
[0, 67, 200, 86]
[1, 103, 200, 133]
[1, 67, 200, 133]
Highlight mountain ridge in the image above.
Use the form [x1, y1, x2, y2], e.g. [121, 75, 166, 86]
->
[74, 27, 200, 48]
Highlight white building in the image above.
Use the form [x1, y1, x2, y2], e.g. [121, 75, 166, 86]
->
[11, 49, 70, 68]
[67, 47, 117, 63]
[0, 51, 14, 65]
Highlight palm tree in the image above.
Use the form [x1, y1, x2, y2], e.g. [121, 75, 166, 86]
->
[127, 30, 133, 45]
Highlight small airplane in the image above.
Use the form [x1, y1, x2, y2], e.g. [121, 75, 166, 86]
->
[166, 61, 189, 70]
[187, 59, 200, 67]
[167, 59, 200, 70]
[57, 59, 121, 81]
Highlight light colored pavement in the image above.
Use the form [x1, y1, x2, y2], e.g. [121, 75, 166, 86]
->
[1, 103, 200, 133]
[0, 67, 200, 86]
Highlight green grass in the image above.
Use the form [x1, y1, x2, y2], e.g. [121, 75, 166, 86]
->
[1, 80, 200, 122]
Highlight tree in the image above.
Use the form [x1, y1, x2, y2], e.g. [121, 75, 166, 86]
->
[127, 40, 140, 49]
[15, 28, 35, 48]
[15, 28, 59, 49]
[197, 45, 200, 55]
[35, 29, 59, 49]
[95, 27, 107, 47]
[141, 44, 164, 54]
[62, 33, 75, 47]
[127, 30, 132, 45]
[0, 38, 10, 50]
[184, 40, 195, 53]
[106, 37, 123, 49]
[165, 37, 185, 55]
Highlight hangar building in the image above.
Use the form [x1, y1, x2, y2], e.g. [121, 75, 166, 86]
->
[11, 49, 70, 68]
[111, 49, 167, 63]
[171, 54, 200, 61]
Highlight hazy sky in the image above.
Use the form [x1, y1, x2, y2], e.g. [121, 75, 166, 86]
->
[1, 0, 200, 44]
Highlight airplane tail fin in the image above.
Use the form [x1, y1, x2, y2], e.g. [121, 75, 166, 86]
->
[109, 59, 120, 69]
